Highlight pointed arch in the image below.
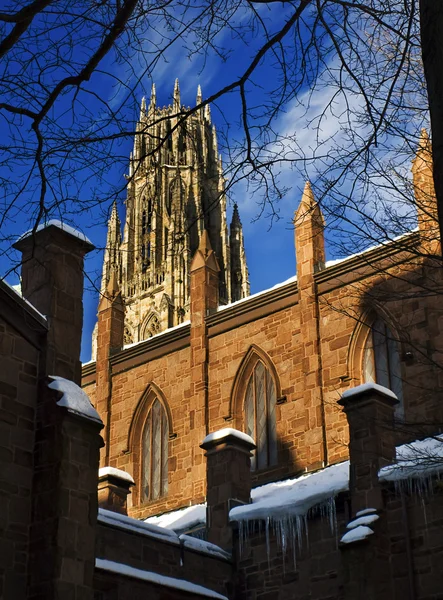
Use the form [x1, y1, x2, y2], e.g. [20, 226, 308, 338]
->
[140, 312, 161, 341]
[127, 383, 175, 504]
[229, 345, 281, 470]
[348, 307, 405, 418]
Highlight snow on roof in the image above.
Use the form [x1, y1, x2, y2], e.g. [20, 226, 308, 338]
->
[217, 275, 297, 313]
[48, 376, 102, 424]
[379, 435, 443, 482]
[145, 504, 206, 532]
[98, 508, 179, 544]
[341, 382, 398, 402]
[99, 467, 134, 485]
[179, 534, 231, 561]
[17, 219, 93, 246]
[340, 525, 374, 544]
[324, 228, 419, 270]
[122, 320, 191, 350]
[95, 558, 228, 600]
[230, 461, 350, 522]
[1, 278, 47, 323]
[202, 428, 255, 448]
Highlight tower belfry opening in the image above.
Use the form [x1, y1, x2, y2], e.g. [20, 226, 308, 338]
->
[94, 80, 249, 351]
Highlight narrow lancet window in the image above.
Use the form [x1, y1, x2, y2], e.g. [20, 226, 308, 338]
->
[142, 399, 169, 502]
[244, 361, 277, 470]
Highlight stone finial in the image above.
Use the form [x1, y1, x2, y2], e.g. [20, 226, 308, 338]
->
[196, 84, 202, 106]
[295, 181, 325, 225]
[173, 78, 180, 111]
[190, 229, 220, 272]
[230, 203, 242, 230]
[204, 103, 211, 124]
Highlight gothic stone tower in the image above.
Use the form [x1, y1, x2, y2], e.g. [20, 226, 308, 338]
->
[96, 80, 249, 349]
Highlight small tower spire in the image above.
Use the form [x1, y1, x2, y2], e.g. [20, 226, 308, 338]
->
[294, 181, 325, 275]
[140, 96, 146, 120]
[230, 203, 249, 301]
[149, 83, 156, 114]
[196, 84, 202, 106]
[412, 128, 439, 242]
[100, 202, 122, 293]
[173, 78, 180, 111]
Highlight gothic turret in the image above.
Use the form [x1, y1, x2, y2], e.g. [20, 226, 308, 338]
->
[101, 202, 122, 294]
[95, 81, 249, 350]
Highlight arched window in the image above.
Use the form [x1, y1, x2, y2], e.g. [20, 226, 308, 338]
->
[363, 317, 404, 416]
[244, 361, 278, 470]
[142, 399, 169, 502]
[140, 313, 161, 341]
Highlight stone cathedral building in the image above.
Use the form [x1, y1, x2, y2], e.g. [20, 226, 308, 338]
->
[1, 80, 443, 599]
[93, 80, 249, 355]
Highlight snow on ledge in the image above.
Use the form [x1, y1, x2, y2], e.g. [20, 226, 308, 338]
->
[99, 467, 134, 485]
[179, 534, 231, 561]
[122, 320, 191, 350]
[48, 376, 102, 424]
[146, 504, 206, 532]
[95, 558, 228, 600]
[202, 428, 255, 448]
[230, 461, 349, 522]
[17, 219, 93, 246]
[341, 382, 398, 402]
[98, 508, 179, 544]
[379, 436, 443, 482]
[217, 275, 297, 313]
[340, 525, 374, 544]
[346, 513, 379, 529]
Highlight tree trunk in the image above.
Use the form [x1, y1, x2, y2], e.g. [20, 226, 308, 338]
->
[420, 0, 443, 244]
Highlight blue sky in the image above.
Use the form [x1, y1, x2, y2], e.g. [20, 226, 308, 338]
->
[0, 3, 425, 362]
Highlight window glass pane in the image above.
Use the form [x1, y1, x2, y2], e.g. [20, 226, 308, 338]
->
[267, 375, 278, 466]
[255, 362, 268, 470]
[151, 400, 162, 500]
[161, 409, 169, 495]
[245, 376, 256, 470]
[387, 332, 404, 417]
[142, 417, 151, 502]
[373, 320, 390, 388]
[363, 332, 376, 383]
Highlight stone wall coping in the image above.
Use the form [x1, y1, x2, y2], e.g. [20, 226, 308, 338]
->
[99, 466, 135, 485]
[95, 558, 229, 600]
[0, 278, 48, 328]
[201, 428, 256, 450]
[338, 382, 399, 408]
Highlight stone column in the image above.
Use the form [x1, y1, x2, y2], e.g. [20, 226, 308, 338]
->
[339, 383, 398, 600]
[338, 382, 398, 514]
[190, 231, 220, 492]
[294, 182, 326, 469]
[95, 271, 125, 466]
[201, 428, 255, 551]
[28, 380, 103, 600]
[13, 222, 94, 385]
[98, 467, 134, 515]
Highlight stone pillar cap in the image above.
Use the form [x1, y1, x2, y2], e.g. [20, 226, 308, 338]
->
[98, 467, 135, 486]
[338, 382, 399, 408]
[201, 427, 256, 451]
[13, 219, 94, 253]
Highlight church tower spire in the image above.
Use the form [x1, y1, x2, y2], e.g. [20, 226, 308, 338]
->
[93, 80, 249, 351]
